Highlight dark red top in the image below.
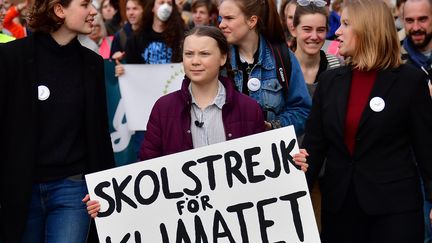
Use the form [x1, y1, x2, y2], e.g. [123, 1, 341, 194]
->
[344, 69, 377, 154]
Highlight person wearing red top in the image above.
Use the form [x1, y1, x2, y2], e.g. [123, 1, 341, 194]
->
[302, 0, 432, 242]
[3, 0, 28, 38]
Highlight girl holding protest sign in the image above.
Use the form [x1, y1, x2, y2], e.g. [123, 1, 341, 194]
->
[85, 26, 309, 218]
[0, 0, 115, 241]
[139, 26, 264, 159]
[303, 0, 432, 242]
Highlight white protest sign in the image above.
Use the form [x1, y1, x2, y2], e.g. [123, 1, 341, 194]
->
[118, 63, 184, 131]
[85, 126, 320, 243]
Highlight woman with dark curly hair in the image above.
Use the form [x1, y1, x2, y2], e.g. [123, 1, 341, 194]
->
[114, 0, 185, 68]
[113, 0, 185, 159]
[0, 0, 115, 241]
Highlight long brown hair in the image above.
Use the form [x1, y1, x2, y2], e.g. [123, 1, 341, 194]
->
[221, 0, 286, 44]
[137, 0, 185, 62]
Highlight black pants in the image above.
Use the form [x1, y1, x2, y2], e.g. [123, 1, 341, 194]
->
[321, 184, 424, 243]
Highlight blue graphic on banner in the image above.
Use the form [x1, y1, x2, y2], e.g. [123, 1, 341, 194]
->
[104, 60, 138, 166]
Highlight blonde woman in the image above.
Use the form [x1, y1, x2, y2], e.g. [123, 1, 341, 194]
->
[303, 0, 432, 242]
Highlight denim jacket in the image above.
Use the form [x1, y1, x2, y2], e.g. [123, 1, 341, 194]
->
[230, 35, 311, 136]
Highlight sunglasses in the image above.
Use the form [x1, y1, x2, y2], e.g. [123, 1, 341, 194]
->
[297, 0, 327, 8]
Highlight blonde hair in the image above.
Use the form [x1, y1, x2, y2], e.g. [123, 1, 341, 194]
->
[343, 0, 401, 70]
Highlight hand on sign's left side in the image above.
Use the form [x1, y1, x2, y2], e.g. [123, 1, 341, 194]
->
[293, 149, 309, 172]
[264, 121, 272, 131]
[82, 194, 101, 218]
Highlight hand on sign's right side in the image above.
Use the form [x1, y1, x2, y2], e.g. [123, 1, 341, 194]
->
[82, 194, 101, 218]
[293, 149, 309, 172]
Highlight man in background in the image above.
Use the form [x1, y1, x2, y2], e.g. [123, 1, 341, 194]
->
[402, 1, 432, 242]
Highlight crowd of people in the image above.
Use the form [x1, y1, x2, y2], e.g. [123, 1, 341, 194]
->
[1, 0, 432, 242]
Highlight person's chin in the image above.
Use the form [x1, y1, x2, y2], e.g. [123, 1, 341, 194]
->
[81, 30, 92, 35]
[338, 49, 347, 57]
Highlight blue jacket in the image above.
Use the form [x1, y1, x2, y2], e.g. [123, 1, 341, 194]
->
[110, 22, 133, 58]
[230, 36, 311, 136]
[327, 11, 340, 40]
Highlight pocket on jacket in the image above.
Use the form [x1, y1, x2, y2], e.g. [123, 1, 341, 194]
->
[260, 79, 284, 115]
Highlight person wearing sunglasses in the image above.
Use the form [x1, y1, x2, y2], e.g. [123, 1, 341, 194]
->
[297, 0, 326, 8]
[303, 0, 432, 242]
[292, 0, 342, 98]
[218, 0, 311, 137]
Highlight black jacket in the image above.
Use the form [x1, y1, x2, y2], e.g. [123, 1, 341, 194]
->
[0, 34, 115, 242]
[303, 65, 432, 215]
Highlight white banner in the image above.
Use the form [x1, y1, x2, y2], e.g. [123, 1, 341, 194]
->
[85, 126, 320, 243]
[118, 63, 184, 131]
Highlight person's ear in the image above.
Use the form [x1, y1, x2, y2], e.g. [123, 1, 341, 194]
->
[220, 53, 227, 67]
[292, 28, 297, 38]
[53, 3, 65, 19]
[247, 15, 258, 30]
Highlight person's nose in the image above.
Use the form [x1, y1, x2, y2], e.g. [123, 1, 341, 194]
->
[191, 55, 200, 65]
[90, 4, 98, 16]
[412, 20, 422, 31]
[310, 30, 319, 40]
[335, 26, 342, 37]
[218, 18, 226, 29]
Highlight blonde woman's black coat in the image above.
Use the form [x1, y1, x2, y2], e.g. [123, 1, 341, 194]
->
[303, 65, 432, 215]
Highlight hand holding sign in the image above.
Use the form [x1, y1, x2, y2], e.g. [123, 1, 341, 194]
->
[82, 194, 100, 218]
[293, 149, 309, 172]
[85, 126, 320, 243]
[84, 148, 310, 219]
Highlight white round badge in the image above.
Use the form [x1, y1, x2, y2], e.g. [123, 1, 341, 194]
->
[38, 85, 50, 101]
[247, 78, 261, 92]
[369, 97, 385, 112]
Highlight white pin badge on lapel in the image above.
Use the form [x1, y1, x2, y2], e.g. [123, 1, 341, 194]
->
[247, 78, 261, 92]
[38, 85, 50, 101]
[369, 97, 385, 112]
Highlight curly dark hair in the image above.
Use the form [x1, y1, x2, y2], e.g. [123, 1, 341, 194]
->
[137, 0, 185, 62]
[28, 0, 74, 33]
